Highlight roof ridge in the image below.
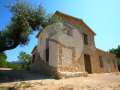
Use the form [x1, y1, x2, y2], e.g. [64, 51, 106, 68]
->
[55, 11, 96, 35]
[55, 11, 82, 21]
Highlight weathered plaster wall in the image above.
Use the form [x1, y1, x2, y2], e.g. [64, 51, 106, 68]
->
[95, 49, 119, 73]
[31, 22, 118, 74]
[56, 45, 85, 72]
[31, 48, 58, 76]
[49, 40, 59, 67]
[37, 22, 84, 67]
[61, 47, 72, 65]
[37, 34, 46, 62]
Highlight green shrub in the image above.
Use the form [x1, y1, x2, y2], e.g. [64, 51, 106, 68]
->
[0, 53, 8, 67]
[7, 62, 23, 70]
[117, 58, 120, 65]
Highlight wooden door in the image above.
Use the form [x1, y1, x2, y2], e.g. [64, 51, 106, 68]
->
[84, 54, 92, 73]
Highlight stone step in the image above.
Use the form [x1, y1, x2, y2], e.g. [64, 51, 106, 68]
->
[58, 71, 88, 78]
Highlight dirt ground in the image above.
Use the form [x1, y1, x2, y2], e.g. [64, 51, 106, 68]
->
[0, 68, 120, 90]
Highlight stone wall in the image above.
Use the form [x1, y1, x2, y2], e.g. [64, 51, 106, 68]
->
[56, 44, 85, 72]
[31, 21, 118, 76]
[49, 40, 59, 67]
[95, 49, 119, 73]
[31, 51, 58, 76]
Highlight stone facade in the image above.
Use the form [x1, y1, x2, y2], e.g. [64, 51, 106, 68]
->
[31, 11, 118, 77]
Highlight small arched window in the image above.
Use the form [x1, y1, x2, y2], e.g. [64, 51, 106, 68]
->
[83, 33, 88, 45]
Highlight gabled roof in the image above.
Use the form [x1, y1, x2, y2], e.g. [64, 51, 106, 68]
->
[55, 11, 96, 35]
[36, 11, 96, 38]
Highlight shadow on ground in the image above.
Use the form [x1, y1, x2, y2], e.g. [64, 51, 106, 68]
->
[0, 69, 52, 83]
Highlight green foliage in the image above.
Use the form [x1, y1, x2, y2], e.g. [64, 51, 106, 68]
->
[110, 45, 120, 58]
[10, 1, 47, 30]
[18, 51, 32, 70]
[110, 45, 120, 66]
[0, 53, 23, 69]
[0, 53, 7, 60]
[18, 52, 32, 63]
[47, 15, 63, 25]
[0, 1, 61, 53]
[7, 62, 23, 70]
[117, 58, 120, 65]
[0, 53, 8, 67]
[74, 24, 82, 29]
[0, 51, 32, 70]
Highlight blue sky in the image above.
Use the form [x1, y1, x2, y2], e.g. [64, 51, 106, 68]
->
[0, 0, 120, 61]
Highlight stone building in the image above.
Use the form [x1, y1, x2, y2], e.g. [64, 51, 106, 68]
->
[31, 11, 118, 76]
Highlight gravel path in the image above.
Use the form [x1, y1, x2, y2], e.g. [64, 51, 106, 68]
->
[0, 70, 120, 90]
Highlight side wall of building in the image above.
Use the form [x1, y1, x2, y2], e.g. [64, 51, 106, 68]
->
[31, 48, 58, 76]
[31, 22, 118, 74]
[95, 49, 118, 73]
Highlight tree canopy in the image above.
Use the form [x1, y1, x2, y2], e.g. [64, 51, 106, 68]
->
[18, 51, 32, 70]
[0, 1, 61, 53]
[109, 45, 120, 69]
[0, 53, 8, 67]
[109, 45, 120, 58]
[18, 51, 32, 64]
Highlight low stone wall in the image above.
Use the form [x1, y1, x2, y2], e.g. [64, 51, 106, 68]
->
[57, 65, 85, 72]
[31, 58, 57, 76]
[31, 59, 87, 79]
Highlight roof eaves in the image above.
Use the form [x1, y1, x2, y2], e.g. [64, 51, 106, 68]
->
[55, 11, 96, 35]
